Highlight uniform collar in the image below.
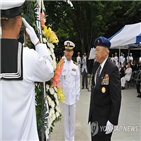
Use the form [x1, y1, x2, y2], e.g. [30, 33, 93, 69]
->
[100, 57, 108, 72]
[66, 59, 72, 64]
[0, 39, 23, 80]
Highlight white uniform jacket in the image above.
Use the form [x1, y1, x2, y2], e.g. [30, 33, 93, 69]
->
[114, 56, 118, 65]
[119, 56, 123, 63]
[76, 56, 81, 70]
[139, 57, 141, 63]
[82, 57, 88, 73]
[111, 57, 115, 62]
[124, 67, 132, 81]
[60, 60, 80, 105]
[129, 56, 133, 61]
[1, 43, 54, 141]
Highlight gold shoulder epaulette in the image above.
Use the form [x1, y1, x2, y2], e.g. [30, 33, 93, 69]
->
[73, 61, 78, 66]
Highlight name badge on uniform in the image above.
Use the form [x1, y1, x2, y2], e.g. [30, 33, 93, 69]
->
[72, 68, 76, 71]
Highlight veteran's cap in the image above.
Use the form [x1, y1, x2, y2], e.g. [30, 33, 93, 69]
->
[94, 36, 111, 49]
[64, 40, 75, 50]
[0, 0, 25, 20]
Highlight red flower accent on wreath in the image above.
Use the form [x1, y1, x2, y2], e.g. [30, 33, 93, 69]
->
[51, 58, 64, 88]
[40, 13, 45, 28]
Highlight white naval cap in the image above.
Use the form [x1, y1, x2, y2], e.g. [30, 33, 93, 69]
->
[0, 0, 25, 19]
[64, 40, 75, 50]
[78, 52, 80, 54]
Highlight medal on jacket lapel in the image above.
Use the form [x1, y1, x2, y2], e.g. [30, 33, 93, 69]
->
[64, 75, 66, 79]
[101, 87, 106, 93]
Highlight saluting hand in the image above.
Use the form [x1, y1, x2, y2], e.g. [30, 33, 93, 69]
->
[22, 18, 39, 46]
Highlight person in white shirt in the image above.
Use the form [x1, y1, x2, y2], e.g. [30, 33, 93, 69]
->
[121, 54, 125, 67]
[111, 54, 115, 62]
[82, 53, 88, 89]
[121, 63, 132, 89]
[139, 53, 141, 63]
[129, 53, 133, 62]
[114, 52, 118, 66]
[76, 52, 81, 72]
[60, 40, 80, 141]
[126, 53, 130, 63]
[0, 1, 54, 141]
[119, 52, 123, 64]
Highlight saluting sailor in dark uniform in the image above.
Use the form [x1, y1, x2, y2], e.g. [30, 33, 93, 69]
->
[60, 41, 80, 141]
[88, 37, 121, 141]
[0, 0, 54, 140]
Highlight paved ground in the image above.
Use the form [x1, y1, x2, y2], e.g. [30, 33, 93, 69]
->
[50, 76, 140, 141]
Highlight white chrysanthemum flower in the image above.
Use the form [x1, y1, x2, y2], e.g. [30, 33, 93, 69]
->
[56, 112, 60, 117]
[54, 87, 57, 92]
[47, 42, 55, 49]
[46, 84, 50, 90]
[56, 98, 59, 106]
[52, 114, 56, 121]
[47, 96, 51, 104]
[43, 38, 47, 43]
[50, 101, 55, 108]
[50, 47, 54, 54]
[56, 106, 61, 113]
[42, 30, 45, 35]
[47, 48, 51, 55]
[54, 93, 58, 100]
[52, 60, 56, 70]
[52, 53, 56, 60]
[49, 88, 54, 95]
[49, 121, 51, 128]
[50, 108, 54, 115]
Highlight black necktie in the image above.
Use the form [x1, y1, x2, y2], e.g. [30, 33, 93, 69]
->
[96, 66, 101, 82]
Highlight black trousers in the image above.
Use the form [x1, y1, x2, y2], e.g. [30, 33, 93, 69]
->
[91, 132, 112, 141]
[136, 81, 141, 94]
[82, 69, 88, 88]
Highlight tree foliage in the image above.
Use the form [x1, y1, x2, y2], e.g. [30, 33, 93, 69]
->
[44, 1, 140, 57]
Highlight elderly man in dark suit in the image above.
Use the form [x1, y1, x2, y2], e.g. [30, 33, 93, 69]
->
[87, 37, 121, 141]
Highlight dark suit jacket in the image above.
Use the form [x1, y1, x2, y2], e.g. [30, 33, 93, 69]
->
[120, 66, 126, 78]
[88, 58, 121, 136]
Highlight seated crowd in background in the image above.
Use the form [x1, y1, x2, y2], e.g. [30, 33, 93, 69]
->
[110, 52, 141, 93]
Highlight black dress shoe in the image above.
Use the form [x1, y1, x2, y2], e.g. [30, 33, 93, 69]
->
[82, 87, 84, 89]
[121, 87, 125, 90]
[137, 95, 141, 98]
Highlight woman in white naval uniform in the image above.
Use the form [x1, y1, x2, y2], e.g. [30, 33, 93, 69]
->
[121, 62, 132, 89]
[0, 1, 54, 140]
[60, 41, 80, 141]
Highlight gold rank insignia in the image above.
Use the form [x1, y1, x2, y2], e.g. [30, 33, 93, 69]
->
[73, 61, 78, 66]
[67, 42, 70, 47]
[101, 87, 106, 93]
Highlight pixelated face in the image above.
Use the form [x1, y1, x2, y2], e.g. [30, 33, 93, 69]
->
[95, 46, 107, 64]
[65, 49, 74, 60]
[128, 63, 131, 68]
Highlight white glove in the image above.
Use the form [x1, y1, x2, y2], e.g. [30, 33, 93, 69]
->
[22, 18, 39, 46]
[89, 48, 96, 59]
[105, 120, 114, 134]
